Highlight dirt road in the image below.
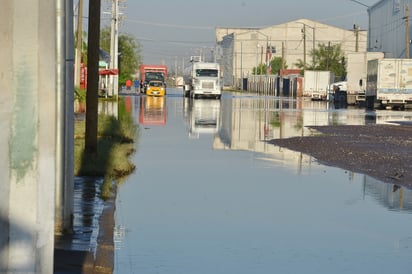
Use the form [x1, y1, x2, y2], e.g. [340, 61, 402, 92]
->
[268, 123, 412, 189]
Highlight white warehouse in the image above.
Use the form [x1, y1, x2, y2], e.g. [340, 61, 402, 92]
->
[216, 18, 367, 87]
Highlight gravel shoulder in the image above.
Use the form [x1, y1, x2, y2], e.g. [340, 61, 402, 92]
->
[268, 123, 412, 189]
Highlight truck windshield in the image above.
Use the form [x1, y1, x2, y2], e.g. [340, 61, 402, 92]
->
[146, 72, 164, 82]
[196, 69, 218, 77]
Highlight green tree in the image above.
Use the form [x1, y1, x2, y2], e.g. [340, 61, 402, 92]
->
[269, 57, 287, 74]
[294, 43, 346, 80]
[100, 27, 111, 53]
[74, 31, 88, 65]
[100, 26, 142, 85]
[118, 34, 142, 84]
[253, 57, 287, 75]
[252, 63, 267, 75]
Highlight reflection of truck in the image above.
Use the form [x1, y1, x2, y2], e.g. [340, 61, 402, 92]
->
[188, 98, 221, 138]
[366, 58, 412, 109]
[183, 56, 222, 99]
[346, 52, 384, 105]
[139, 64, 168, 93]
[303, 70, 334, 101]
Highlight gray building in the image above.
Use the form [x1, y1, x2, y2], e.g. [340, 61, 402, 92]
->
[216, 19, 367, 87]
[368, 0, 411, 57]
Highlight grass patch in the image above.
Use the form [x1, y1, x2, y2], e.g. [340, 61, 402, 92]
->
[74, 99, 138, 200]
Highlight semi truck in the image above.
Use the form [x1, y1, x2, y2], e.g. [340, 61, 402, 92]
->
[183, 56, 222, 99]
[366, 58, 412, 109]
[139, 64, 168, 93]
[303, 70, 334, 101]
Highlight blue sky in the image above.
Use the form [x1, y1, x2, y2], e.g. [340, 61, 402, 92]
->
[98, 0, 377, 67]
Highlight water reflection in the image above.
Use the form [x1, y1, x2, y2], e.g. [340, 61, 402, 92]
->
[55, 177, 104, 252]
[363, 176, 412, 212]
[115, 90, 412, 274]
[98, 100, 118, 117]
[185, 98, 221, 138]
[138, 95, 167, 126]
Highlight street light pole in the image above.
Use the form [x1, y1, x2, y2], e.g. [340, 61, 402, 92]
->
[349, 0, 369, 8]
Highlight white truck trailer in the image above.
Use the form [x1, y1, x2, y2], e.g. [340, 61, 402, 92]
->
[366, 58, 412, 109]
[346, 52, 384, 105]
[303, 70, 334, 101]
[183, 56, 222, 99]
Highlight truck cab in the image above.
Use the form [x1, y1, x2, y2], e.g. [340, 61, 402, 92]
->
[183, 57, 222, 99]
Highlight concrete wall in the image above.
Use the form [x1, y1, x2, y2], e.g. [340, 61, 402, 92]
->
[0, 1, 57, 273]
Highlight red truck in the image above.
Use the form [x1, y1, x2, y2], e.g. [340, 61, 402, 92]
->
[139, 64, 168, 93]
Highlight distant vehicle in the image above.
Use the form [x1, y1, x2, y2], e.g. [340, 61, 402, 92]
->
[328, 81, 347, 98]
[175, 76, 184, 87]
[183, 56, 222, 99]
[146, 80, 166, 96]
[139, 64, 168, 93]
[329, 81, 348, 107]
[303, 70, 334, 101]
[367, 58, 412, 109]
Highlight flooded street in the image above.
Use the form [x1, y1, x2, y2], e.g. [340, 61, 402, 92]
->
[114, 89, 412, 274]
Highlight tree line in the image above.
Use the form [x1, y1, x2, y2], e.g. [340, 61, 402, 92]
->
[253, 43, 347, 81]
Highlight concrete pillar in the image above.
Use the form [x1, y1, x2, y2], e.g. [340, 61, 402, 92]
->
[0, 0, 57, 273]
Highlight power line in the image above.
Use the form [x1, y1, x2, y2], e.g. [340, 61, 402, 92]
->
[125, 18, 214, 30]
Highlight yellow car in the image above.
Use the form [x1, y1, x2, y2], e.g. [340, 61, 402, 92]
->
[146, 80, 166, 96]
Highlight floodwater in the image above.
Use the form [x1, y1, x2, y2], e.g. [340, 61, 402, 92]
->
[114, 88, 412, 274]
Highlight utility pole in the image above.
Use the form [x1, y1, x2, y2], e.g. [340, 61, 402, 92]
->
[281, 41, 285, 96]
[302, 25, 306, 69]
[85, 0, 101, 153]
[175, 56, 178, 85]
[282, 42, 285, 71]
[109, 0, 117, 96]
[74, 0, 83, 87]
[240, 41, 243, 78]
[354, 24, 360, 52]
[312, 27, 315, 67]
[405, 4, 410, 58]
[326, 41, 331, 70]
[300, 23, 315, 69]
[260, 46, 263, 75]
[182, 57, 185, 76]
[114, 0, 119, 94]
